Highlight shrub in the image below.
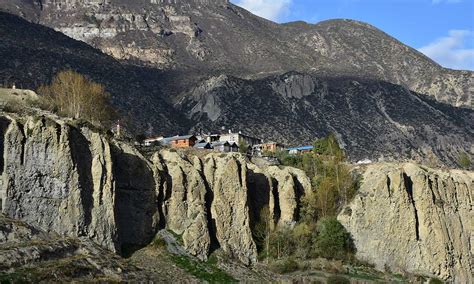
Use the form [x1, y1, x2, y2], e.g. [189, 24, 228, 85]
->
[313, 218, 355, 260]
[239, 141, 249, 154]
[270, 258, 299, 274]
[327, 275, 350, 284]
[458, 152, 471, 169]
[429, 278, 444, 284]
[151, 236, 167, 249]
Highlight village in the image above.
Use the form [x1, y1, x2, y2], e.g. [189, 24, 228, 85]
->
[141, 130, 314, 156]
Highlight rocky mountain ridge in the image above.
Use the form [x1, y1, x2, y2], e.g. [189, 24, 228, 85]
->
[2, 0, 473, 108]
[1, 12, 472, 167]
[178, 72, 473, 167]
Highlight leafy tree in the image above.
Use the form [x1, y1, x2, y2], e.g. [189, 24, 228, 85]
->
[38, 70, 116, 126]
[313, 133, 344, 161]
[313, 218, 355, 260]
[458, 152, 471, 169]
[239, 140, 249, 154]
[253, 206, 273, 262]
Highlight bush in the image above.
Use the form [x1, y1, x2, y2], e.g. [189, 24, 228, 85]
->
[151, 236, 167, 249]
[429, 278, 444, 284]
[458, 152, 471, 169]
[270, 258, 299, 274]
[327, 275, 350, 284]
[313, 218, 355, 260]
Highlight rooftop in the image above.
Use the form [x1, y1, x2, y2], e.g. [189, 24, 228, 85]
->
[287, 146, 314, 151]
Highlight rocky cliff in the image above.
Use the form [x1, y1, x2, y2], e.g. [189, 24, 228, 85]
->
[338, 163, 473, 283]
[0, 111, 472, 281]
[0, 112, 310, 265]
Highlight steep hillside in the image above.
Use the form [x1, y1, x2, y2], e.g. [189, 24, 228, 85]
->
[177, 73, 473, 167]
[0, 11, 188, 134]
[2, 0, 472, 107]
[1, 12, 472, 166]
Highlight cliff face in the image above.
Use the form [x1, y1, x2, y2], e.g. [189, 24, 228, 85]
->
[0, 112, 310, 265]
[338, 163, 473, 283]
[1, 112, 472, 279]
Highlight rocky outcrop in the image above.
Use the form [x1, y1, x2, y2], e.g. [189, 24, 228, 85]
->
[0, 213, 149, 282]
[338, 163, 473, 283]
[0, 112, 308, 265]
[2, 115, 119, 251]
[264, 166, 311, 227]
[154, 150, 210, 260]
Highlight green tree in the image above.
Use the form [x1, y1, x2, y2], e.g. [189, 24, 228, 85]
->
[313, 218, 355, 260]
[239, 141, 249, 154]
[313, 133, 344, 160]
[458, 152, 471, 169]
[253, 206, 273, 262]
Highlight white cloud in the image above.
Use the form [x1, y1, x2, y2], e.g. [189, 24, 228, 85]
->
[234, 0, 292, 22]
[418, 30, 474, 71]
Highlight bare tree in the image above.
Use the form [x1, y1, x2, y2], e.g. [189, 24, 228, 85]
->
[38, 70, 116, 125]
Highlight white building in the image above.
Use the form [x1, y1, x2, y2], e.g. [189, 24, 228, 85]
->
[219, 130, 262, 147]
[144, 136, 164, 146]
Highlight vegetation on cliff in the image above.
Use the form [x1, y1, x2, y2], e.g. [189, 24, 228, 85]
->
[37, 70, 117, 126]
[255, 135, 358, 269]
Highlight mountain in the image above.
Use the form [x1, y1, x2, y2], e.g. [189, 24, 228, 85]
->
[0, 11, 472, 167]
[2, 0, 473, 107]
[0, 11, 188, 134]
[177, 73, 473, 166]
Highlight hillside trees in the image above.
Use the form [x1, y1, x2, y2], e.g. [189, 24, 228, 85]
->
[255, 134, 358, 265]
[38, 70, 116, 126]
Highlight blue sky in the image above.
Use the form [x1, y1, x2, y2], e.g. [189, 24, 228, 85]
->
[232, 0, 474, 70]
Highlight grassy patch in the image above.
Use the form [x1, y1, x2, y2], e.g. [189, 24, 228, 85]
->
[170, 255, 236, 283]
[0, 271, 31, 284]
[327, 275, 350, 284]
[345, 271, 381, 281]
[269, 258, 300, 274]
[169, 230, 184, 246]
[151, 236, 167, 249]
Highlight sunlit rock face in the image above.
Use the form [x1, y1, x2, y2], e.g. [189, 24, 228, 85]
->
[0, 112, 310, 265]
[339, 163, 473, 283]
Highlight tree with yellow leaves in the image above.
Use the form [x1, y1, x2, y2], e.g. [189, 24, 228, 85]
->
[38, 70, 116, 126]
